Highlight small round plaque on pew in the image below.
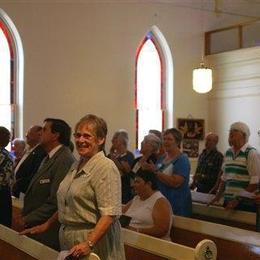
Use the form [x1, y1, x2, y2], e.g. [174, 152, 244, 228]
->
[194, 239, 217, 260]
[89, 252, 101, 260]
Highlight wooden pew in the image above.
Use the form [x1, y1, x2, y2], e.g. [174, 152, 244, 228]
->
[191, 191, 256, 231]
[173, 215, 260, 260]
[11, 198, 217, 260]
[123, 228, 217, 260]
[0, 224, 58, 260]
[13, 197, 260, 259]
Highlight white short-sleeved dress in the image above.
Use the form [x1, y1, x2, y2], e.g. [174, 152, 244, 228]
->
[57, 151, 125, 260]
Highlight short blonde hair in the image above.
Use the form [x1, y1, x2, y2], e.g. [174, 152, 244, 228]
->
[75, 114, 108, 151]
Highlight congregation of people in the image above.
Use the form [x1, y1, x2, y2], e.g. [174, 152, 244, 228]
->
[0, 117, 260, 259]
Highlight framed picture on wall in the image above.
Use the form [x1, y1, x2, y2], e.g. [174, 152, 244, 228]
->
[182, 139, 199, 158]
[177, 118, 204, 140]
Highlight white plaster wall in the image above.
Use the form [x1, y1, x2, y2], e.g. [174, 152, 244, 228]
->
[208, 46, 260, 153]
[0, 2, 207, 151]
[0, 1, 249, 154]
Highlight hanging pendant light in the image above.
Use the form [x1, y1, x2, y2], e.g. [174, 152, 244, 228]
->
[192, 0, 213, 94]
[193, 62, 212, 93]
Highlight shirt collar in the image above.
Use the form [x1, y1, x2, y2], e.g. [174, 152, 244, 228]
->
[231, 142, 249, 153]
[74, 151, 105, 174]
[48, 144, 62, 159]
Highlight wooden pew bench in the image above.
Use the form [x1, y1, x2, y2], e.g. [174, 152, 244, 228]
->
[191, 191, 256, 231]
[123, 228, 217, 260]
[1, 222, 217, 260]
[173, 215, 260, 260]
[0, 224, 58, 260]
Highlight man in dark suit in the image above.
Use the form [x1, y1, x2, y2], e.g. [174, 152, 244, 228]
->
[12, 125, 47, 198]
[17, 118, 75, 250]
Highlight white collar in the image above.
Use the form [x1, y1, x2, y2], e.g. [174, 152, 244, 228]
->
[48, 144, 62, 158]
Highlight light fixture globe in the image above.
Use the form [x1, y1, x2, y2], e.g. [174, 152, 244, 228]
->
[192, 62, 212, 94]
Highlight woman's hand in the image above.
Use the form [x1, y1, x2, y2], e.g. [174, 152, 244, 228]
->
[141, 161, 156, 172]
[69, 242, 91, 258]
[19, 222, 50, 235]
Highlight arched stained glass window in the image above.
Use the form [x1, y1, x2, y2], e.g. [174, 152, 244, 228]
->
[0, 9, 24, 143]
[135, 26, 173, 149]
[0, 24, 12, 132]
[135, 35, 163, 148]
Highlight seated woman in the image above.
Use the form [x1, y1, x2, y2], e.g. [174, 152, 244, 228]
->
[123, 169, 172, 241]
[131, 133, 161, 174]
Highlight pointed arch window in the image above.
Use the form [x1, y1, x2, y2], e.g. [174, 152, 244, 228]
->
[0, 24, 12, 133]
[135, 26, 173, 149]
[0, 9, 24, 141]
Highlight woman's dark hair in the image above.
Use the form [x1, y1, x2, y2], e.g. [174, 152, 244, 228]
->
[0, 126, 11, 148]
[163, 128, 182, 147]
[44, 118, 71, 147]
[135, 169, 158, 190]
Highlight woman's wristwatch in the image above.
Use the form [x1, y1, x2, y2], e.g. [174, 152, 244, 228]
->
[87, 240, 94, 250]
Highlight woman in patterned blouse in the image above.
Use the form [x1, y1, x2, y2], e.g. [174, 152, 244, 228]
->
[0, 126, 13, 227]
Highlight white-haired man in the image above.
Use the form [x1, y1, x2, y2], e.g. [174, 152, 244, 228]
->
[210, 122, 260, 212]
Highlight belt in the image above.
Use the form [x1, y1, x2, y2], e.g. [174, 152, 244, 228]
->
[61, 222, 96, 231]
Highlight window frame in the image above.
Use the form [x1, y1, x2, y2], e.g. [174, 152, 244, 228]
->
[0, 8, 24, 138]
[135, 26, 173, 149]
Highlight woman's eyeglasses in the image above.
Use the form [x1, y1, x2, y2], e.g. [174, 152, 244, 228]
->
[73, 133, 94, 140]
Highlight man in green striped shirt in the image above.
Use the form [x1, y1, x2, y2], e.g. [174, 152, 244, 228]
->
[210, 122, 260, 212]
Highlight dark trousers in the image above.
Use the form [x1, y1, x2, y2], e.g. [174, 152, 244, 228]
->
[0, 186, 12, 227]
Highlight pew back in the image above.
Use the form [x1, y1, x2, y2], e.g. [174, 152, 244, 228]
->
[0, 224, 58, 260]
[173, 215, 260, 260]
[123, 228, 217, 260]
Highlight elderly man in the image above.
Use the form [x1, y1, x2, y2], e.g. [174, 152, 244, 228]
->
[17, 118, 75, 250]
[12, 125, 47, 198]
[210, 122, 260, 212]
[11, 138, 26, 166]
[190, 133, 223, 193]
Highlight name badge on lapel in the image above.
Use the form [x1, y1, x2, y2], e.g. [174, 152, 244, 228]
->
[39, 178, 51, 184]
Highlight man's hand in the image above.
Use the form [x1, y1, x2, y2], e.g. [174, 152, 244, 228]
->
[255, 194, 260, 205]
[224, 199, 239, 210]
[13, 214, 26, 231]
[19, 222, 50, 235]
[207, 195, 220, 207]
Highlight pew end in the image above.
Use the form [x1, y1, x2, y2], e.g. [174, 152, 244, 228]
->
[0, 224, 58, 260]
[194, 239, 217, 260]
[122, 228, 217, 260]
